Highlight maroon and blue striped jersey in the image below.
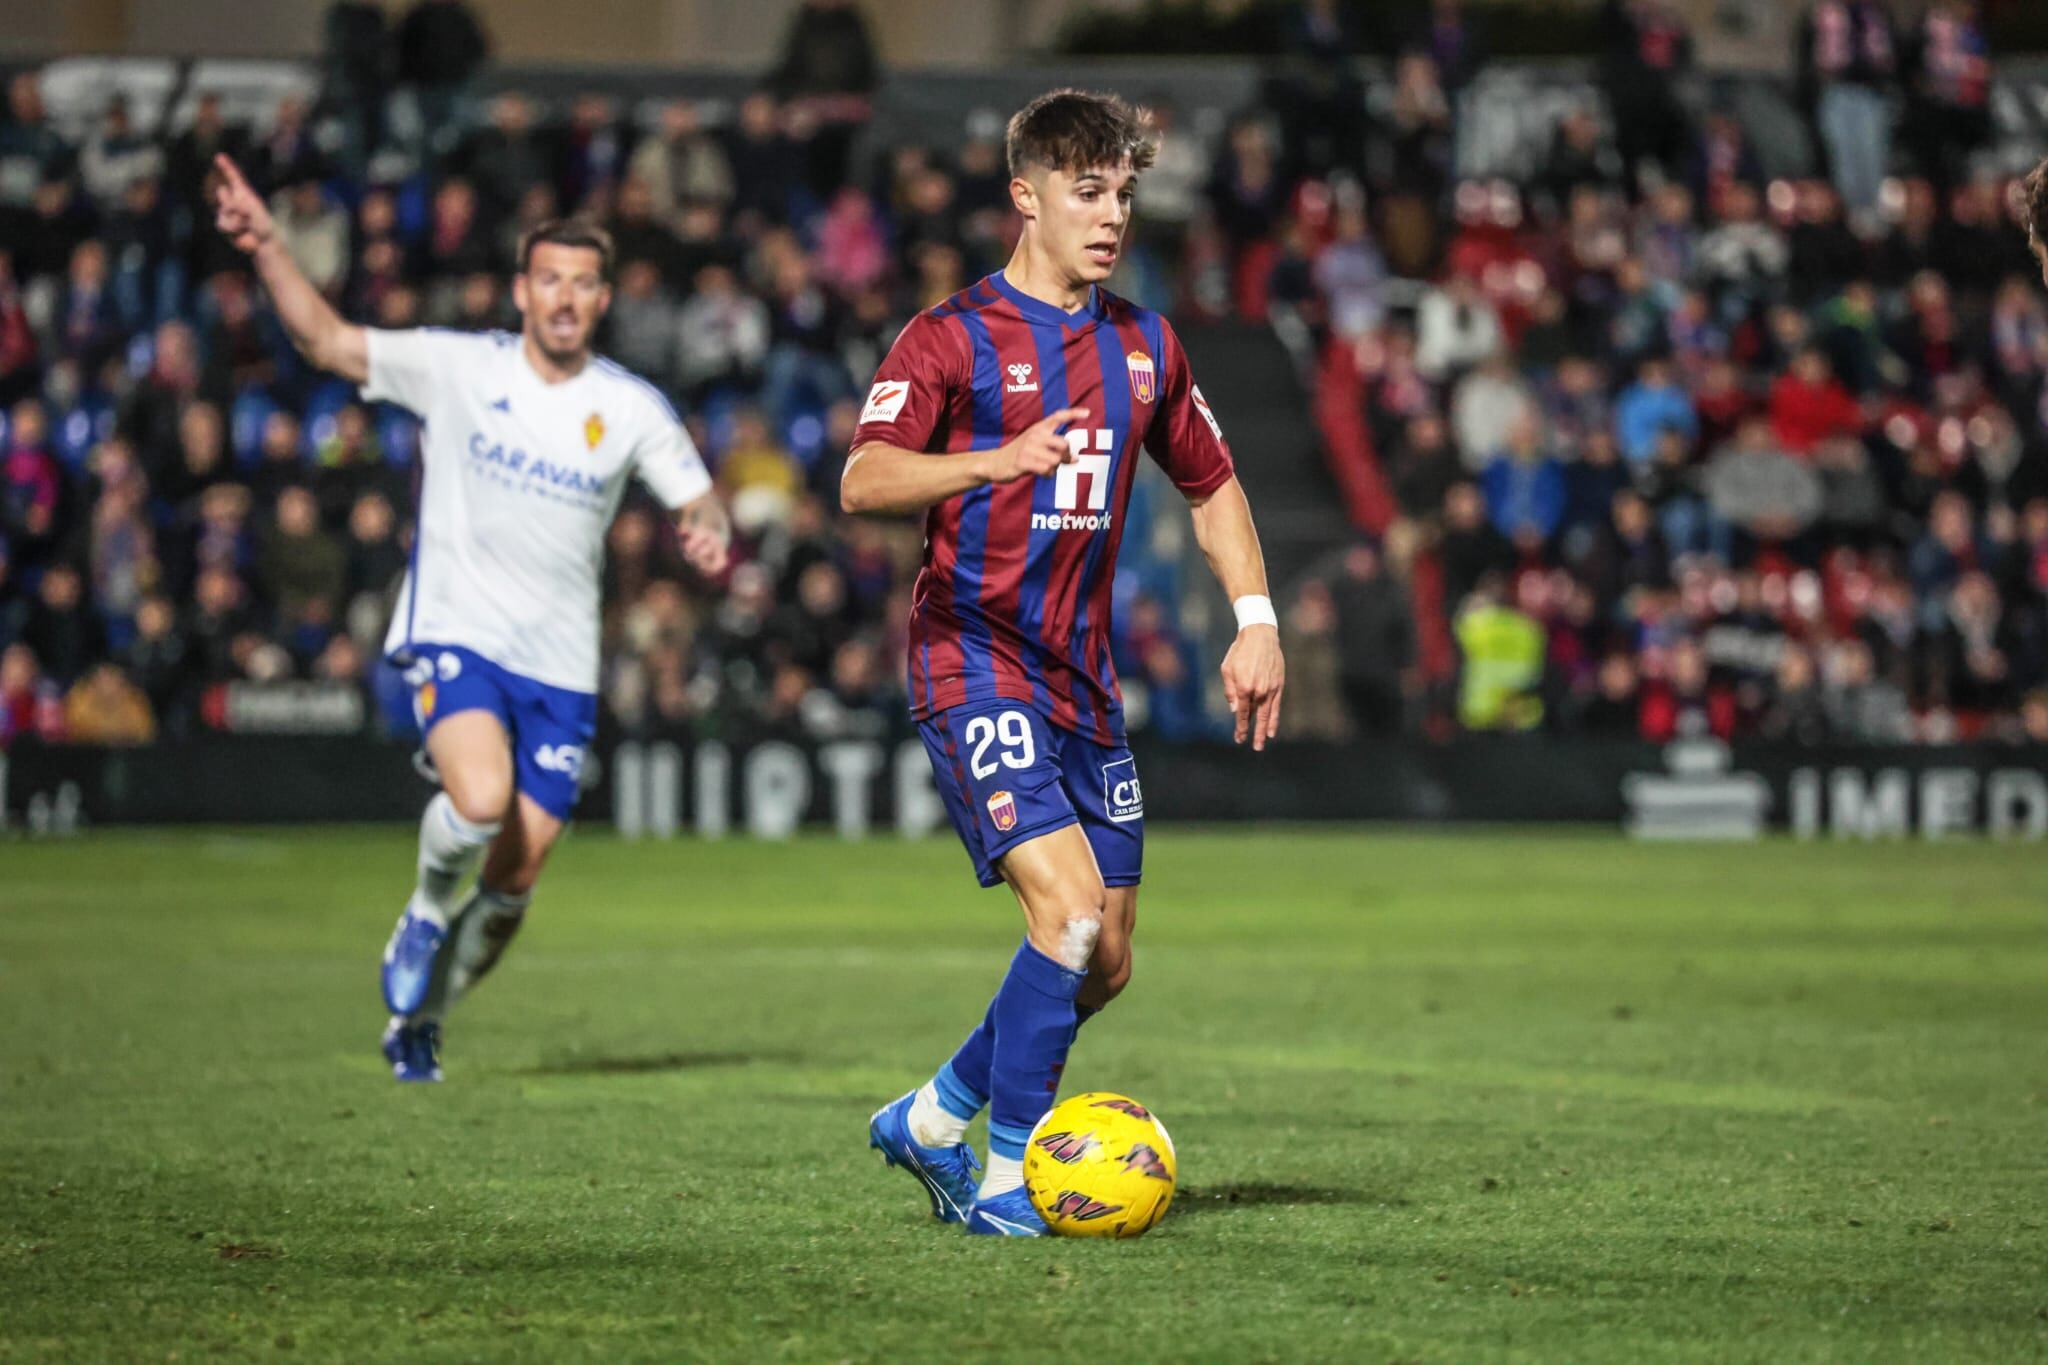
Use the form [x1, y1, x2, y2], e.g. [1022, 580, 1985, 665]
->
[851, 272, 1235, 743]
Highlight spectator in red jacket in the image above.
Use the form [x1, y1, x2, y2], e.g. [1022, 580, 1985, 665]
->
[1769, 347, 1861, 455]
[1638, 636, 1737, 740]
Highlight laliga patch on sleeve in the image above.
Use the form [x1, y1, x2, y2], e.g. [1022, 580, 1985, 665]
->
[1190, 385, 1224, 441]
[861, 380, 910, 425]
[1102, 757, 1144, 824]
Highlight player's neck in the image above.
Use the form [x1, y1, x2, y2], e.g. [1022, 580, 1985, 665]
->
[520, 332, 590, 385]
[1001, 243, 1090, 314]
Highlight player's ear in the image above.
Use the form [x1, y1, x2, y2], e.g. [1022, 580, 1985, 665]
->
[511, 271, 529, 315]
[1010, 171, 1040, 222]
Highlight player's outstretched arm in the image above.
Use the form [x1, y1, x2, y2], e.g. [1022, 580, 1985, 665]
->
[210, 154, 367, 384]
[1188, 476, 1285, 750]
[841, 408, 1089, 516]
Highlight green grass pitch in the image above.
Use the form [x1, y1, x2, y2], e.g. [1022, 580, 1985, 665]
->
[4, 827, 2046, 1362]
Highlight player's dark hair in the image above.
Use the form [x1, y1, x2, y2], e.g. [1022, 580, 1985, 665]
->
[516, 219, 616, 279]
[2024, 159, 2048, 246]
[1005, 89, 1158, 180]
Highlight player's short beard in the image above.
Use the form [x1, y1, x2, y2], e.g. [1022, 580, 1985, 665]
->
[527, 314, 592, 367]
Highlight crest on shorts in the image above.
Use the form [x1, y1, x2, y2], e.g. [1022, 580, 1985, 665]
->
[418, 681, 437, 718]
[987, 790, 1018, 832]
[584, 412, 605, 450]
[1125, 350, 1155, 404]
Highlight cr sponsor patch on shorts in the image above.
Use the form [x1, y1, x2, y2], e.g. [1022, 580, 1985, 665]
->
[1103, 757, 1143, 823]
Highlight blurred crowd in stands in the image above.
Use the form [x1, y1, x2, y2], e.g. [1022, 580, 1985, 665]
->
[1273, 0, 2048, 746]
[1, 0, 2044, 751]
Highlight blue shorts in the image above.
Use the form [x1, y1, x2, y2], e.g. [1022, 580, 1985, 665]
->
[399, 644, 597, 822]
[918, 700, 1144, 890]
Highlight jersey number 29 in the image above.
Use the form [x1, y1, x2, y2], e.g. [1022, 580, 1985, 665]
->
[966, 710, 1036, 779]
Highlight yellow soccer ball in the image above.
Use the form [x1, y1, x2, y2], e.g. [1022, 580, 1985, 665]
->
[1022, 1092, 1178, 1238]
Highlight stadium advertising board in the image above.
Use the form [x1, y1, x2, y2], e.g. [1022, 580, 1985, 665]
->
[5, 736, 2046, 842]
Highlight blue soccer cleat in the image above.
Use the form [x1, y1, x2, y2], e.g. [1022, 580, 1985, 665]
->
[867, 1091, 982, 1223]
[380, 1017, 442, 1083]
[380, 904, 447, 1016]
[964, 1185, 1048, 1237]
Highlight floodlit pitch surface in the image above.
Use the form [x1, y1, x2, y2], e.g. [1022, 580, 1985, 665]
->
[4, 828, 2045, 1362]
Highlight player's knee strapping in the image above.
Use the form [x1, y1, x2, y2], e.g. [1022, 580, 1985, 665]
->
[1055, 912, 1101, 971]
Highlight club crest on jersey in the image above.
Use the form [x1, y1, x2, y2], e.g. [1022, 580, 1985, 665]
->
[862, 380, 909, 424]
[1006, 362, 1038, 394]
[1049, 1191, 1124, 1222]
[1033, 1129, 1097, 1165]
[987, 790, 1018, 832]
[584, 412, 605, 450]
[1125, 350, 1155, 404]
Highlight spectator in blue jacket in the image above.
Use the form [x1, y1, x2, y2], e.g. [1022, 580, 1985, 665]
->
[1482, 412, 1568, 549]
[1613, 355, 1698, 466]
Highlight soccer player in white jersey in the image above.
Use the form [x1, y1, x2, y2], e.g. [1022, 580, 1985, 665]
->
[211, 155, 731, 1081]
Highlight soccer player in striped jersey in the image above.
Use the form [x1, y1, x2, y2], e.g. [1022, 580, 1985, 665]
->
[846, 90, 1286, 1235]
[211, 155, 731, 1081]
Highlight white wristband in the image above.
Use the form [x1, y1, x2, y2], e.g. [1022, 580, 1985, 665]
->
[1232, 594, 1278, 631]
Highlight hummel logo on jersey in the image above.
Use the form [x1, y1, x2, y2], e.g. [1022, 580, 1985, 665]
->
[489, 396, 510, 413]
[1033, 428, 1115, 532]
[533, 743, 585, 779]
[1005, 362, 1038, 393]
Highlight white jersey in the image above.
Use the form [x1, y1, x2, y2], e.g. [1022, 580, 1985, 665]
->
[364, 328, 712, 693]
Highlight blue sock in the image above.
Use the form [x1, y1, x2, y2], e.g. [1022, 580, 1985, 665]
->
[930, 963, 1097, 1129]
[930, 1001, 994, 1123]
[986, 939, 1086, 1160]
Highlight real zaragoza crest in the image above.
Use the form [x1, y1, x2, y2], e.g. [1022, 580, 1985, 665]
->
[584, 412, 605, 450]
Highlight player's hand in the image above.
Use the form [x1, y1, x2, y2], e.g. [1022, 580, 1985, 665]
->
[209, 154, 275, 255]
[1221, 624, 1284, 751]
[677, 497, 732, 578]
[982, 408, 1088, 484]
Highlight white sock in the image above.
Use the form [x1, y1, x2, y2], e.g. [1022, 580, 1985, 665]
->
[414, 793, 499, 926]
[907, 1081, 970, 1147]
[979, 1153, 1024, 1200]
[444, 885, 530, 1004]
